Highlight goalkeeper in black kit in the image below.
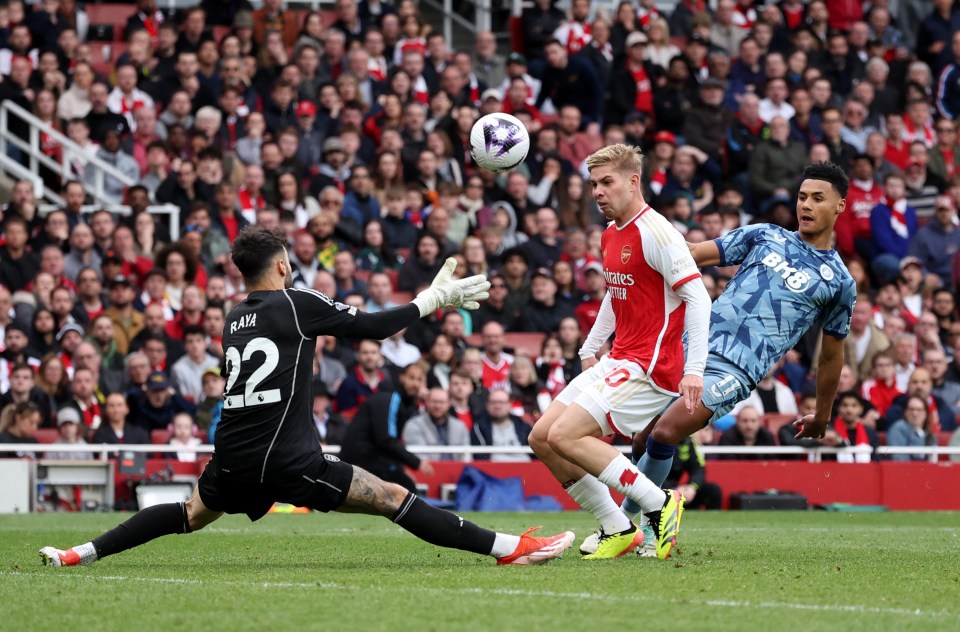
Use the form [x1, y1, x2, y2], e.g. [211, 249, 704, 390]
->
[40, 227, 574, 567]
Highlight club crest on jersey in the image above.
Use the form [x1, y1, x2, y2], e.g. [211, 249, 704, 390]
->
[820, 264, 835, 281]
[761, 252, 812, 293]
[621, 245, 632, 264]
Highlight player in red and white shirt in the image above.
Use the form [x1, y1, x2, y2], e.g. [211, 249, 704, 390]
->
[528, 144, 711, 560]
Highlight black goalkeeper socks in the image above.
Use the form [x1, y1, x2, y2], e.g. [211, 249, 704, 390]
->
[92, 502, 192, 559]
[391, 493, 496, 556]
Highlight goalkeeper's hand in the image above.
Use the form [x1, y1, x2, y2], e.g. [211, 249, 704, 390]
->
[412, 257, 490, 317]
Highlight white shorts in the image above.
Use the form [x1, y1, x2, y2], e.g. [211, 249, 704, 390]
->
[556, 356, 674, 438]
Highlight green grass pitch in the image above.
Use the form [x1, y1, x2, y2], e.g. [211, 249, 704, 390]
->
[1, 511, 958, 631]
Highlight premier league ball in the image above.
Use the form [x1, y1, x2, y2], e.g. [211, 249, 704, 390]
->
[470, 113, 530, 173]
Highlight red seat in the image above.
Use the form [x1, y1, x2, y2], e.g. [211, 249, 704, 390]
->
[384, 268, 399, 290]
[354, 269, 372, 282]
[504, 332, 546, 358]
[151, 429, 172, 445]
[465, 333, 482, 348]
[89, 41, 128, 78]
[762, 413, 797, 433]
[35, 428, 60, 444]
[85, 3, 135, 42]
[390, 291, 413, 304]
[509, 15, 524, 54]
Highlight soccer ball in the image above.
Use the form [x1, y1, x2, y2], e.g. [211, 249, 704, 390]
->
[470, 113, 530, 173]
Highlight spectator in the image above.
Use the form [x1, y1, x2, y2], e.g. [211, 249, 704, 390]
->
[922, 348, 960, 412]
[827, 392, 880, 463]
[92, 392, 149, 449]
[0, 363, 54, 428]
[886, 367, 956, 433]
[861, 353, 903, 420]
[732, 361, 799, 417]
[381, 327, 421, 369]
[339, 362, 433, 493]
[844, 295, 892, 382]
[102, 275, 145, 356]
[683, 78, 732, 159]
[909, 196, 960, 285]
[836, 154, 884, 261]
[397, 232, 443, 293]
[470, 388, 531, 462]
[335, 339, 392, 415]
[402, 387, 470, 462]
[870, 173, 919, 283]
[170, 326, 219, 403]
[537, 39, 603, 125]
[167, 412, 201, 462]
[507, 354, 551, 420]
[130, 371, 196, 432]
[195, 367, 224, 439]
[516, 267, 574, 334]
[0, 402, 42, 458]
[46, 406, 94, 460]
[747, 116, 807, 201]
[717, 405, 777, 460]
[887, 394, 937, 461]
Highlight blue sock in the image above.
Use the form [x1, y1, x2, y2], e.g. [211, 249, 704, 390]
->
[622, 437, 675, 518]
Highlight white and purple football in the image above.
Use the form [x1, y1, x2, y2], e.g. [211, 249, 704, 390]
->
[470, 113, 530, 173]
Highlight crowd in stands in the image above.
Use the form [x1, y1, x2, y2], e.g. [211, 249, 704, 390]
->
[2, 0, 960, 473]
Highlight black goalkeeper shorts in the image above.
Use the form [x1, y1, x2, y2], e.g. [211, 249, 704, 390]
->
[198, 452, 354, 521]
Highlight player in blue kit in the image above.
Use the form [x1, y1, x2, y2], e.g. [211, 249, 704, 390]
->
[579, 162, 857, 556]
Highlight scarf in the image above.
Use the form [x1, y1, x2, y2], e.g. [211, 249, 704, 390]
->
[903, 116, 935, 148]
[834, 418, 871, 463]
[925, 394, 941, 433]
[883, 195, 909, 238]
[543, 361, 567, 397]
[649, 166, 668, 195]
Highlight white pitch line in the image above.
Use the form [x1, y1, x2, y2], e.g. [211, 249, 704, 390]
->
[0, 571, 953, 619]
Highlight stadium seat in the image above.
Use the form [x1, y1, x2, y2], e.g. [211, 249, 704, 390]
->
[85, 3, 135, 41]
[35, 428, 60, 444]
[509, 15, 524, 54]
[354, 269, 371, 282]
[211, 25, 231, 44]
[762, 413, 796, 433]
[384, 268, 399, 290]
[391, 291, 412, 304]
[503, 332, 546, 358]
[151, 429, 172, 445]
[89, 42, 128, 79]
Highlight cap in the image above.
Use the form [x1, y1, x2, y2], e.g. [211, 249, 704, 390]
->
[202, 366, 221, 381]
[56, 323, 85, 343]
[322, 137, 344, 154]
[147, 371, 171, 391]
[481, 88, 502, 102]
[507, 52, 527, 65]
[102, 249, 123, 264]
[701, 77, 727, 90]
[57, 407, 82, 426]
[531, 267, 553, 281]
[653, 130, 677, 146]
[109, 274, 131, 289]
[295, 100, 317, 117]
[233, 10, 253, 29]
[900, 256, 923, 271]
[626, 31, 649, 47]
[583, 261, 604, 275]
[623, 111, 648, 124]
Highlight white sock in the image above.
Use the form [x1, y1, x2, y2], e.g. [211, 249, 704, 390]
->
[598, 455, 667, 514]
[490, 533, 521, 558]
[567, 475, 632, 534]
[73, 542, 98, 565]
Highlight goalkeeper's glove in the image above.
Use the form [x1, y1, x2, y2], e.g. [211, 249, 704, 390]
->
[412, 257, 490, 317]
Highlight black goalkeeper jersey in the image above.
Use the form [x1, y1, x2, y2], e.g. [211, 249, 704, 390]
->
[214, 287, 419, 481]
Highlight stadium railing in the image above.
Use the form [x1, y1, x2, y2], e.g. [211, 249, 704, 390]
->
[0, 100, 138, 208]
[4, 443, 959, 460]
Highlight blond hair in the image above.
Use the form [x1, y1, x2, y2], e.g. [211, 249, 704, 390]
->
[585, 143, 644, 178]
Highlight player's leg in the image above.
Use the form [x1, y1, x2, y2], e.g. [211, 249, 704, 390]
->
[546, 400, 681, 560]
[529, 369, 632, 547]
[40, 486, 223, 568]
[336, 464, 574, 565]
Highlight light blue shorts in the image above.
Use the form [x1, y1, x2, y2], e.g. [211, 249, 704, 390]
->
[700, 353, 754, 424]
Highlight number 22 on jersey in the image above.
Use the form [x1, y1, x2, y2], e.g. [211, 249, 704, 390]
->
[223, 337, 282, 409]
